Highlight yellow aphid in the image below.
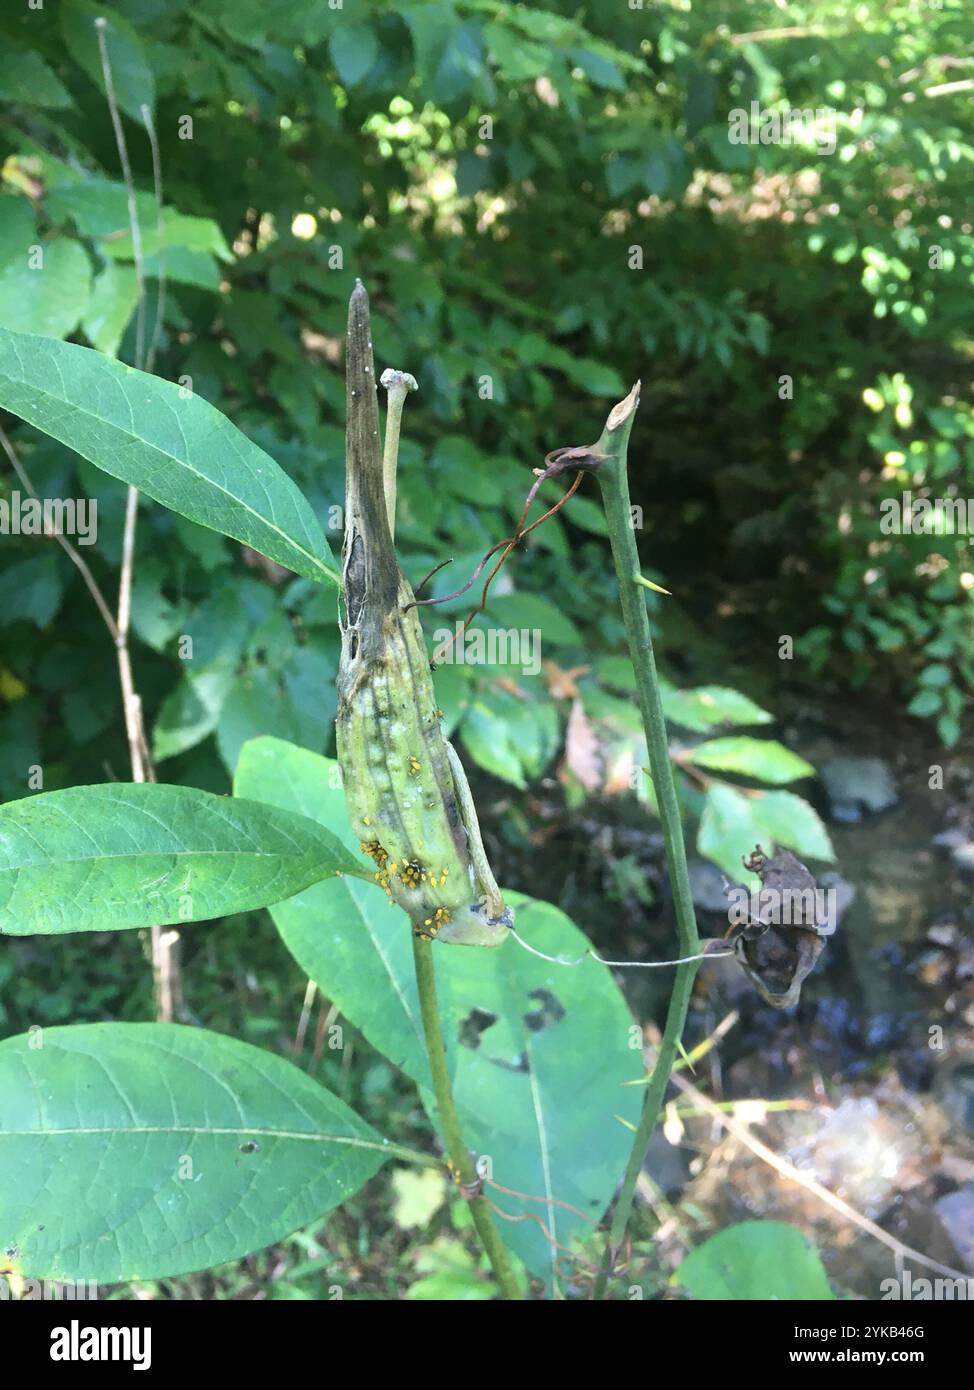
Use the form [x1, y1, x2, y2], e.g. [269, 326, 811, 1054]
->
[415, 906, 452, 941]
[400, 860, 423, 891]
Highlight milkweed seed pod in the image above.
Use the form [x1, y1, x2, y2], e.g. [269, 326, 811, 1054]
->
[336, 281, 512, 947]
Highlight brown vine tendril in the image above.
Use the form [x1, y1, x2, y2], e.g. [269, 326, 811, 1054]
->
[482, 1194, 600, 1273]
[403, 441, 602, 626]
[410, 462, 585, 664]
[487, 1178, 602, 1228]
[440, 469, 584, 660]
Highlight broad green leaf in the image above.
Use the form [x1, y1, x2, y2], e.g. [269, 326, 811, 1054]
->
[431, 435, 506, 505]
[596, 654, 637, 692]
[330, 22, 379, 86]
[564, 358, 627, 396]
[48, 179, 231, 265]
[570, 48, 625, 92]
[81, 263, 139, 357]
[484, 592, 582, 646]
[908, 688, 942, 717]
[751, 790, 835, 862]
[153, 664, 236, 762]
[0, 554, 63, 628]
[438, 896, 643, 1290]
[235, 737, 643, 1287]
[0, 705, 40, 803]
[673, 1221, 835, 1301]
[234, 737, 432, 1083]
[0, 48, 72, 109]
[130, 562, 187, 650]
[0, 239, 92, 340]
[462, 688, 560, 786]
[697, 782, 764, 878]
[918, 662, 951, 688]
[607, 154, 643, 198]
[216, 663, 330, 775]
[564, 492, 608, 535]
[102, 210, 233, 264]
[0, 330, 340, 585]
[0, 198, 36, 269]
[693, 687, 774, 726]
[404, 2, 461, 87]
[126, 245, 220, 290]
[686, 736, 814, 785]
[661, 684, 773, 733]
[938, 711, 961, 747]
[46, 179, 155, 240]
[59, 2, 156, 121]
[505, 7, 578, 43]
[406, 1239, 495, 1300]
[0, 782, 360, 935]
[431, 663, 474, 736]
[0, 1023, 389, 1281]
[484, 21, 551, 81]
[153, 583, 273, 761]
[460, 700, 527, 787]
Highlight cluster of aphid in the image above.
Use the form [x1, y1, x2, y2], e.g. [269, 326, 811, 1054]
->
[358, 821, 454, 939]
[417, 906, 452, 941]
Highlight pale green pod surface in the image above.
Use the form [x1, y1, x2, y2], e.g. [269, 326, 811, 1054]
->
[336, 282, 511, 947]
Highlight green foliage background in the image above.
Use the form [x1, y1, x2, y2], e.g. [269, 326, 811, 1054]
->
[0, 0, 969, 1303]
[1, 0, 971, 814]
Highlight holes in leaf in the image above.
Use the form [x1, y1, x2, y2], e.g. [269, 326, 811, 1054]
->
[523, 988, 565, 1033]
[458, 1007, 498, 1049]
[239, 1141, 260, 1155]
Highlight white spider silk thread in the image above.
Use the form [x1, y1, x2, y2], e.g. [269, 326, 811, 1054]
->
[509, 928, 734, 969]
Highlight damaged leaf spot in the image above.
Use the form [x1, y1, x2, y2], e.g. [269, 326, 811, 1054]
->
[239, 1141, 260, 1155]
[458, 1007, 498, 1049]
[523, 988, 565, 1033]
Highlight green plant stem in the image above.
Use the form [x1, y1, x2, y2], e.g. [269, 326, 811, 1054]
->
[592, 384, 700, 1299]
[411, 934, 521, 1299]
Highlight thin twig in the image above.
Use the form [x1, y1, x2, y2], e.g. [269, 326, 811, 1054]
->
[412, 935, 521, 1298]
[669, 1068, 971, 1285]
[590, 383, 701, 1299]
[140, 102, 166, 374]
[293, 979, 317, 1058]
[925, 78, 974, 97]
[96, 16, 174, 1020]
[116, 484, 147, 779]
[95, 18, 145, 371]
[425, 470, 583, 664]
[729, 26, 829, 44]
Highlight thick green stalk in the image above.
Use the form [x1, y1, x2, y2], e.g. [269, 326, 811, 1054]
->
[412, 935, 521, 1299]
[591, 384, 700, 1299]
